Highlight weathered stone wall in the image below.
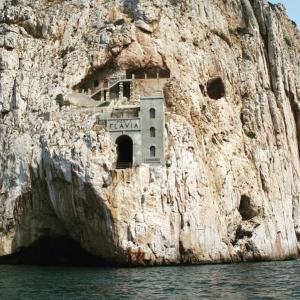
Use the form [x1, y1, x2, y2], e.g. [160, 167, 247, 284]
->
[134, 78, 168, 97]
[0, 0, 300, 265]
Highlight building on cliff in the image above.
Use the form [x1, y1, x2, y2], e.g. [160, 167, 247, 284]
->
[75, 68, 169, 168]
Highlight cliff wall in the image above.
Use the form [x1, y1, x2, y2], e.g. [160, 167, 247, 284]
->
[1, 0, 300, 265]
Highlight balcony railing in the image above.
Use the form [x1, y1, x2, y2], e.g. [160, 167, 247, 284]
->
[91, 77, 133, 97]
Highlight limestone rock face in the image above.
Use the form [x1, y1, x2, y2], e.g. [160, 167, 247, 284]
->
[1, 0, 300, 265]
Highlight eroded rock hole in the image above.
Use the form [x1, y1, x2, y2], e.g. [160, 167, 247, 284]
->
[296, 232, 300, 242]
[239, 195, 258, 220]
[207, 77, 225, 100]
[116, 135, 133, 168]
[0, 237, 106, 266]
[235, 225, 253, 239]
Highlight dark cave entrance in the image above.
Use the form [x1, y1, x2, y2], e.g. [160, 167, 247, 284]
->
[207, 77, 225, 100]
[0, 237, 107, 266]
[116, 135, 133, 169]
[239, 195, 258, 221]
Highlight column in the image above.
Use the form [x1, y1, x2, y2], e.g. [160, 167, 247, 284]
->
[130, 80, 134, 102]
[106, 90, 110, 102]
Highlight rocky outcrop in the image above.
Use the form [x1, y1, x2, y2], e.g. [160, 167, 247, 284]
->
[0, 0, 300, 265]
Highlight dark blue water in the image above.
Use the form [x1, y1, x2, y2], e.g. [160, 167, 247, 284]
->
[0, 261, 299, 299]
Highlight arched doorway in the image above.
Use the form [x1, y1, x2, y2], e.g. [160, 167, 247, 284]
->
[115, 135, 133, 169]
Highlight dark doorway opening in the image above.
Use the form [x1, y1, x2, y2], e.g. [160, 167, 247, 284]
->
[116, 135, 133, 169]
[123, 82, 131, 99]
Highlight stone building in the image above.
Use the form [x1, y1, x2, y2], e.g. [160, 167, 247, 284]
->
[76, 67, 169, 168]
[104, 96, 165, 168]
[74, 67, 169, 104]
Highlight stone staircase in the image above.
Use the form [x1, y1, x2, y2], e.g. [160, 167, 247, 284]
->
[91, 77, 132, 98]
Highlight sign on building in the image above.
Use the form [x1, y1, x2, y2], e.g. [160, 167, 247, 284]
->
[107, 118, 141, 132]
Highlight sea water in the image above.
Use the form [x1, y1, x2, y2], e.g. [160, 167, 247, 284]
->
[0, 260, 299, 299]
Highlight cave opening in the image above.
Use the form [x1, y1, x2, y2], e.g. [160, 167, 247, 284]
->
[207, 77, 225, 100]
[239, 195, 258, 221]
[116, 135, 133, 169]
[0, 237, 107, 266]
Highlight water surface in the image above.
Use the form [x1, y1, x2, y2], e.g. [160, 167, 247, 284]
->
[0, 260, 299, 299]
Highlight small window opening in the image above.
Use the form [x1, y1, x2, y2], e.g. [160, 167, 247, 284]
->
[94, 79, 99, 87]
[150, 146, 156, 157]
[150, 127, 156, 137]
[150, 108, 156, 119]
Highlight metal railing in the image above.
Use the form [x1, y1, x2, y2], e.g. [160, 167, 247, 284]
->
[91, 77, 133, 98]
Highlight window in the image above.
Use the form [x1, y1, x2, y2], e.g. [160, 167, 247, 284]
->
[150, 146, 156, 157]
[150, 127, 156, 137]
[150, 108, 156, 119]
[94, 79, 99, 87]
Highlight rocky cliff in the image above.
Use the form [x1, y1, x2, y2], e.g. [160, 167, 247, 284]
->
[1, 0, 300, 265]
